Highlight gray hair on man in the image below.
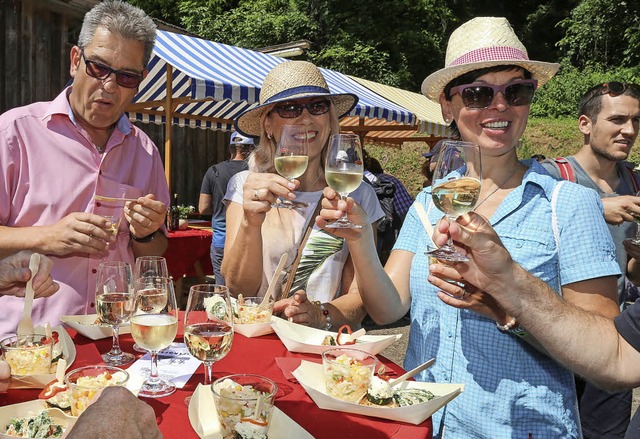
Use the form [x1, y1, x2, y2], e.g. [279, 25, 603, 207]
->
[78, 0, 157, 67]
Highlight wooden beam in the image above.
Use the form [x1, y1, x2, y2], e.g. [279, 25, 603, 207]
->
[125, 96, 213, 112]
[134, 109, 234, 126]
[164, 64, 173, 192]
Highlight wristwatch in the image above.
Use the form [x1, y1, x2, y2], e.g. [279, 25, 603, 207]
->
[131, 231, 156, 243]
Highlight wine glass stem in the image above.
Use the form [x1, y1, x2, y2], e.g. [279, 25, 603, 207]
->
[203, 361, 214, 385]
[148, 351, 160, 386]
[110, 325, 122, 355]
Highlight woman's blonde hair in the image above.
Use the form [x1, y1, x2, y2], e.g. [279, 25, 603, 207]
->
[248, 104, 341, 173]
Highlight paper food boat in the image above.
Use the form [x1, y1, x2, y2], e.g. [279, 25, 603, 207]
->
[271, 317, 401, 356]
[292, 360, 463, 425]
[233, 320, 274, 338]
[60, 314, 131, 340]
[9, 326, 76, 390]
[188, 383, 313, 439]
[0, 400, 76, 439]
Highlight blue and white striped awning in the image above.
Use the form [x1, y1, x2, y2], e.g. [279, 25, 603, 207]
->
[128, 30, 415, 131]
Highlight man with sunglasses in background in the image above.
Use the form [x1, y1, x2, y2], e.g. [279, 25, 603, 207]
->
[541, 81, 640, 439]
[0, 0, 169, 340]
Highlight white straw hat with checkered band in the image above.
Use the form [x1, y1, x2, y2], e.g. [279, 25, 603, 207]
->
[235, 61, 358, 137]
[421, 17, 560, 102]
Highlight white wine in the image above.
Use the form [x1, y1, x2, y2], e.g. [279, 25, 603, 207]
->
[432, 177, 481, 217]
[130, 314, 178, 352]
[96, 292, 134, 326]
[274, 155, 308, 179]
[184, 322, 233, 362]
[136, 288, 168, 313]
[325, 170, 362, 195]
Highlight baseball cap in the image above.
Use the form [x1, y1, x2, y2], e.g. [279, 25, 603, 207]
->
[230, 131, 255, 146]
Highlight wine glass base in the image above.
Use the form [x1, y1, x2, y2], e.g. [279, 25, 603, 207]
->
[624, 238, 640, 246]
[426, 247, 469, 262]
[102, 351, 135, 366]
[138, 379, 176, 398]
[271, 200, 295, 209]
[325, 220, 362, 229]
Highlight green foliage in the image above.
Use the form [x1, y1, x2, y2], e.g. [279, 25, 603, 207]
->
[557, 0, 640, 69]
[531, 65, 640, 118]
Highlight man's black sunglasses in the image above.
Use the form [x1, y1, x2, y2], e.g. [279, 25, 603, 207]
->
[584, 82, 640, 105]
[80, 49, 144, 89]
[449, 79, 538, 109]
[270, 99, 332, 118]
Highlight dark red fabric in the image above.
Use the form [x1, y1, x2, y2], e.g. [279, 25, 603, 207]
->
[2, 318, 432, 439]
[165, 228, 214, 278]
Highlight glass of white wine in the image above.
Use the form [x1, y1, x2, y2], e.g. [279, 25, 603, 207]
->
[624, 191, 640, 245]
[96, 261, 135, 366]
[273, 124, 309, 208]
[183, 284, 234, 404]
[131, 277, 179, 398]
[427, 140, 482, 262]
[132, 256, 170, 353]
[325, 133, 364, 229]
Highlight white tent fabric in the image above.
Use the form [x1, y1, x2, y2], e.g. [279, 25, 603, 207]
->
[128, 30, 416, 131]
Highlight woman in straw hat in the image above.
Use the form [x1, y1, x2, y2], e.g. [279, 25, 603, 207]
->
[222, 61, 384, 329]
[317, 17, 619, 438]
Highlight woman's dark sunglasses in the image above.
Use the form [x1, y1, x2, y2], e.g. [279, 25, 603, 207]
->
[80, 49, 144, 89]
[449, 79, 538, 109]
[271, 99, 331, 118]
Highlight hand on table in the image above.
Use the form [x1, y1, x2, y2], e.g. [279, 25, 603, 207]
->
[242, 173, 298, 226]
[39, 213, 115, 256]
[125, 194, 167, 239]
[316, 187, 369, 239]
[601, 195, 640, 225]
[274, 291, 323, 329]
[64, 387, 161, 439]
[0, 251, 59, 297]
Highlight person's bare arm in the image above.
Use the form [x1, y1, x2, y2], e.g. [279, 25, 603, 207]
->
[430, 213, 640, 389]
[198, 193, 213, 216]
[0, 213, 115, 259]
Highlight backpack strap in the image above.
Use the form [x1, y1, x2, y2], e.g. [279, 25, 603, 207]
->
[552, 157, 576, 182]
[622, 164, 640, 193]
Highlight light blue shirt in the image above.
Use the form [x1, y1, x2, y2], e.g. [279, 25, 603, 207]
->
[395, 161, 620, 439]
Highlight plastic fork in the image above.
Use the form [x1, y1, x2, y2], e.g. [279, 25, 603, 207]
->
[16, 253, 41, 342]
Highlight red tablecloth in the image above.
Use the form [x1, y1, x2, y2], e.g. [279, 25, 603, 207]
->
[165, 228, 214, 279]
[2, 320, 432, 438]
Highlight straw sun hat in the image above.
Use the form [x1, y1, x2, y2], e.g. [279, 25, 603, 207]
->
[421, 17, 560, 101]
[235, 61, 359, 137]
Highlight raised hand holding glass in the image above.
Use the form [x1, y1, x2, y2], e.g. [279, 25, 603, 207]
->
[427, 141, 482, 262]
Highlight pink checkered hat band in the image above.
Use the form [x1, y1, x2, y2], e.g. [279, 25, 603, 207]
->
[421, 17, 559, 101]
[449, 46, 529, 67]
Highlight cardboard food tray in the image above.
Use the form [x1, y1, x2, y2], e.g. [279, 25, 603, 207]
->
[292, 360, 463, 425]
[60, 314, 130, 341]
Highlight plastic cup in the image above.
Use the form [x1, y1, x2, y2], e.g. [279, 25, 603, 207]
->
[1, 335, 53, 376]
[65, 365, 129, 416]
[322, 348, 378, 402]
[211, 374, 278, 439]
[234, 297, 274, 324]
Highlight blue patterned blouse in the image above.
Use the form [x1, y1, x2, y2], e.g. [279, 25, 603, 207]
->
[395, 161, 620, 439]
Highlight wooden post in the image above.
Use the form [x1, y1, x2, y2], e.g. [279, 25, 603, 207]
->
[164, 64, 173, 192]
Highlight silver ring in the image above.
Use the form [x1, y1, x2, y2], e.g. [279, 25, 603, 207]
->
[253, 189, 259, 200]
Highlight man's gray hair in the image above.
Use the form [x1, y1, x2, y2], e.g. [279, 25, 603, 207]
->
[78, 0, 157, 67]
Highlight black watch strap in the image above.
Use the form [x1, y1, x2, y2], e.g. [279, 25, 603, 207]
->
[131, 231, 156, 243]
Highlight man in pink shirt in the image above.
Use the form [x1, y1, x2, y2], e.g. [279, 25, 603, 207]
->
[0, 0, 169, 339]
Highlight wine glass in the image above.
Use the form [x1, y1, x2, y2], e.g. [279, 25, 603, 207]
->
[132, 256, 169, 352]
[95, 261, 135, 366]
[625, 191, 640, 245]
[131, 277, 179, 398]
[325, 133, 364, 228]
[272, 124, 309, 208]
[183, 284, 234, 404]
[134, 256, 169, 279]
[427, 140, 482, 262]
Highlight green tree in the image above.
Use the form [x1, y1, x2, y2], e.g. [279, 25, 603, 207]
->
[557, 0, 640, 69]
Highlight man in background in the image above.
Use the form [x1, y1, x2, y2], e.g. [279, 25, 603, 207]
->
[541, 81, 640, 438]
[199, 132, 255, 285]
[0, 0, 169, 339]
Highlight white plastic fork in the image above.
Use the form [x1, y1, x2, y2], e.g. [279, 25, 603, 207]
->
[16, 253, 41, 342]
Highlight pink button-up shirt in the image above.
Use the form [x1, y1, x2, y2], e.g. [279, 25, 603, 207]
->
[0, 88, 170, 338]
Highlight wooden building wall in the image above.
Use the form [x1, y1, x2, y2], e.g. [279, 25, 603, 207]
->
[0, 0, 227, 210]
